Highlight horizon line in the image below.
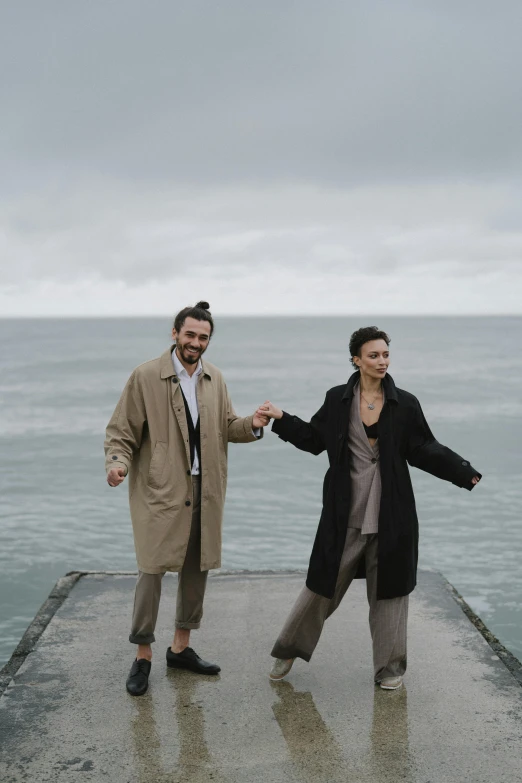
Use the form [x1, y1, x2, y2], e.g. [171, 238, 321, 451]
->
[0, 312, 521, 320]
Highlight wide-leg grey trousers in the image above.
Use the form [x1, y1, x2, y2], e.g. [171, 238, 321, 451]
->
[271, 528, 409, 681]
[129, 477, 208, 645]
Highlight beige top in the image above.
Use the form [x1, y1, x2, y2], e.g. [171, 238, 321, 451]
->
[347, 383, 383, 534]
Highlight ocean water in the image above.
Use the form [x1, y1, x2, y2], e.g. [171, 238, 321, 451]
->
[0, 316, 521, 668]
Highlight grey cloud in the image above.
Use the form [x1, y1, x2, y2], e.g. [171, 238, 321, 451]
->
[2, 0, 522, 191]
[2, 182, 521, 287]
[2, 1, 521, 316]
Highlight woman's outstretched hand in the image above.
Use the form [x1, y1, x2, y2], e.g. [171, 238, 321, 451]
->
[257, 401, 283, 420]
[471, 476, 480, 485]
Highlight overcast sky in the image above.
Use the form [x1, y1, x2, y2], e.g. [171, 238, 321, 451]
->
[1, 0, 521, 316]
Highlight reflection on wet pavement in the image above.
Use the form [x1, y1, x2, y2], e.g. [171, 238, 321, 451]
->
[271, 680, 358, 783]
[130, 691, 163, 783]
[271, 680, 413, 783]
[370, 685, 414, 782]
[131, 671, 225, 783]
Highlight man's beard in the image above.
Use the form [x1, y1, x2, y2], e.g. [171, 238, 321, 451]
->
[179, 344, 204, 364]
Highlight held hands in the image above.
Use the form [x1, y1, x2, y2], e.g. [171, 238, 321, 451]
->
[256, 401, 283, 421]
[107, 467, 126, 487]
[252, 400, 282, 428]
[252, 409, 271, 428]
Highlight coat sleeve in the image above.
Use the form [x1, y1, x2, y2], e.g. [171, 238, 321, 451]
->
[271, 396, 327, 456]
[225, 385, 263, 444]
[405, 398, 481, 490]
[104, 371, 147, 475]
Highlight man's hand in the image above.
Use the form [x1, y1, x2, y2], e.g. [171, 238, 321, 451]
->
[471, 476, 480, 486]
[107, 467, 126, 487]
[253, 410, 270, 428]
[256, 401, 283, 421]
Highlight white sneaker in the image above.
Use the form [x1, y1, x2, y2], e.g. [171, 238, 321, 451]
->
[269, 658, 295, 681]
[378, 676, 403, 690]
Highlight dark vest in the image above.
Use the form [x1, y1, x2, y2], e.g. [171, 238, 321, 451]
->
[180, 388, 201, 470]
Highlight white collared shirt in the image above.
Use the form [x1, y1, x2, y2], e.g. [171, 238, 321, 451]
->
[172, 349, 203, 475]
[172, 348, 261, 476]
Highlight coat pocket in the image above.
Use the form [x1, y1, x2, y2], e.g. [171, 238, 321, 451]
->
[147, 442, 169, 489]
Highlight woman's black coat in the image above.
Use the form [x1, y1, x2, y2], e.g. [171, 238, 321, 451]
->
[271, 371, 481, 601]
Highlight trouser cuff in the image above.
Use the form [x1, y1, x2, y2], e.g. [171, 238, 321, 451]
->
[374, 658, 407, 681]
[271, 642, 311, 662]
[129, 632, 156, 645]
[175, 620, 201, 630]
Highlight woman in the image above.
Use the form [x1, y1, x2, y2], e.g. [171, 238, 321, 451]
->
[258, 326, 481, 690]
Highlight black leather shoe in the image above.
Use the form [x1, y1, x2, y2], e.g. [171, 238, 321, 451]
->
[166, 646, 220, 675]
[126, 658, 152, 696]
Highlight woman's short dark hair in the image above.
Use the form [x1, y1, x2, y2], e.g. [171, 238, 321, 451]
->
[173, 301, 214, 336]
[349, 326, 390, 369]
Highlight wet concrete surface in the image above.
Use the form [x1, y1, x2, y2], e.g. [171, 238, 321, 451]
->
[0, 570, 521, 782]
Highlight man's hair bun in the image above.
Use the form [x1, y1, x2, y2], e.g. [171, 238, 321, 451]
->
[173, 301, 214, 336]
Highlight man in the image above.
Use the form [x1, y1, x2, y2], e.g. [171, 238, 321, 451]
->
[105, 301, 267, 696]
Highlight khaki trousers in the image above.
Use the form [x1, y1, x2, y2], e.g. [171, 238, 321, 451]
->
[271, 528, 409, 681]
[129, 477, 208, 645]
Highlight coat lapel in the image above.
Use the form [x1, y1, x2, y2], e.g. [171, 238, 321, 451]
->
[196, 372, 210, 476]
[339, 371, 359, 444]
[374, 376, 397, 503]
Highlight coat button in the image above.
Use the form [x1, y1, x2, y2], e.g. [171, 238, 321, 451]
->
[461, 460, 468, 466]
[111, 455, 118, 460]
[338, 433, 343, 440]
[172, 377, 178, 383]
[371, 458, 377, 464]
[185, 500, 191, 507]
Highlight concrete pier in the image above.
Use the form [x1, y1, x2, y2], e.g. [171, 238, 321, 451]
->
[0, 570, 521, 782]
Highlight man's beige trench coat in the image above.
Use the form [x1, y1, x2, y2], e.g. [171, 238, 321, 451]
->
[104, 346, 261, 574]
